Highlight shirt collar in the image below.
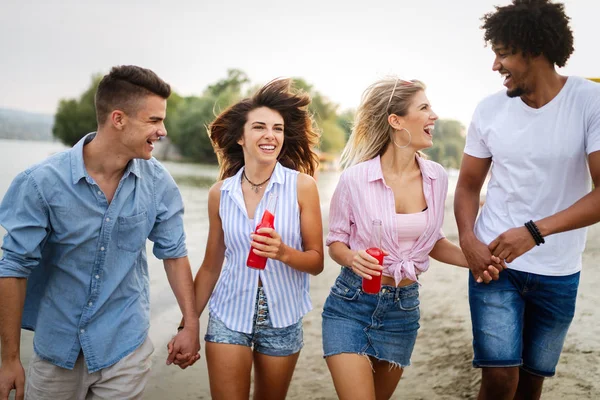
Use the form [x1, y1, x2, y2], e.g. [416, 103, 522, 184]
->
[70, 132, 142, 185]
[367, 154, 437, 184]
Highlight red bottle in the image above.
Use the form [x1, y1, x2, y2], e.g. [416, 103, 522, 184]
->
[362, 219, 384, 294]
[247, 193, 278, 270]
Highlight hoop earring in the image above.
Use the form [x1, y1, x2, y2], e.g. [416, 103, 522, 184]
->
[392, 128, 412, 149]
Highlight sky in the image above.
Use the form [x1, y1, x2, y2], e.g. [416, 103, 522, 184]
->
[1, 0, 598, 126]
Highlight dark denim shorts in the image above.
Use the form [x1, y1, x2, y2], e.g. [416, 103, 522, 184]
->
[469, 268, 580, 377]
[205, 287, 303, 357]
[321, 267, 420, 367]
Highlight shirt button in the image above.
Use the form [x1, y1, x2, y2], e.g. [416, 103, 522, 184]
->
[97, 191, 102, 195]
[100, 247, 105, 251]
[88, 302, 93, 307]
[95, 275, 100, 279]
[80, 329, 85, 334]
[105, 218, 110, 222]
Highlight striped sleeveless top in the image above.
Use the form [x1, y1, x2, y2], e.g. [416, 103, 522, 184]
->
[208, 162, 312, 333]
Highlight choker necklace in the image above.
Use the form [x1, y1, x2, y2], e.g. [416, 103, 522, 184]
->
[242, 170, 272, 193]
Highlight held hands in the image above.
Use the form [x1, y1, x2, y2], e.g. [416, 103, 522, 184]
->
[251, 228, 288, 262]
[489, 226, 536, 264]
[348, 249, 388, 280]
[461, 236, 507, 284]
[0, 359, 25, 400]
[166, 325, 201, 370]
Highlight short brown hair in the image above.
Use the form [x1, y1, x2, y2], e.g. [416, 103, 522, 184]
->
[209, 78, 320, 180]
[95, 65, 171, 125]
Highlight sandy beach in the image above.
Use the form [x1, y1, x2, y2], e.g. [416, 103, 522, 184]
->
[2, 140, 599, 399]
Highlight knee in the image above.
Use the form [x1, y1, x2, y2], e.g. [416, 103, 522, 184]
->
[480, 367, 519, 397]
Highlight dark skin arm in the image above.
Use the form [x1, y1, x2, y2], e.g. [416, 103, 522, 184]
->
[454, 154, 506, 283]
[489, 151, 600, 261]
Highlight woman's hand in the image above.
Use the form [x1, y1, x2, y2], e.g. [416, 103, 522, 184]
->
[251, 228, 289, 263]
[348, 249, 388, 280]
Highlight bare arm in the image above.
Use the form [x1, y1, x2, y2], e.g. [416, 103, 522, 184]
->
[192, 182, 226, 318]
[252, 174, 324, 275]
[164, 256, 199, 330]
[328, 242, 383, 280]
[454, 154, 498, 283]
[489, 151, 600, 261]
[163, 256, 200, 366]
[429, 238, 468, 267]
[0, 278, 26, 400]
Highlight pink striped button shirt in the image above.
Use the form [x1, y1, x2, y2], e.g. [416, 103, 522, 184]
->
[326, 155, 448, 284]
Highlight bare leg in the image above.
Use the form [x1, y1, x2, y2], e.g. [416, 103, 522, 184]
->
[371, 357, 404, 400]
[478, 367, 519, 400]
[326, 353, 376, 400]
[513, 369, 544, 400]
[205, 342, 253, 400]
[252, 351, 300, 400]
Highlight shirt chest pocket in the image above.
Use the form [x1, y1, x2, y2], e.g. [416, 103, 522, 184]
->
[117, 211, 148, 252]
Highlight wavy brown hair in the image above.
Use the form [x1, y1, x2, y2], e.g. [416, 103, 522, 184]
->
[209, 78, 320, 180]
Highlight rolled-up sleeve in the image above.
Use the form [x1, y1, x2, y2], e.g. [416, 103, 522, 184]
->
[0, 172, 49, 278]
[326, 172, 353, 247]
[149, 163, 187, 260]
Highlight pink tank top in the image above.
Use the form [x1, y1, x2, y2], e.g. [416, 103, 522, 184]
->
[382, 210, 428, 279]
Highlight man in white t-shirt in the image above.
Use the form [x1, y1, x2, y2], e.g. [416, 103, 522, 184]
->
[454, 1, 600, 399]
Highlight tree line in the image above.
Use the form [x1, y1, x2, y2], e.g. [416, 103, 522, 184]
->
[52, 69, 465, 168]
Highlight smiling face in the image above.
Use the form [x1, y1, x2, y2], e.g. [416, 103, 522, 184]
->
[119, 94, 167, 160]
[492, 43, 534, 98]
[391, 90, 438, 150]
[237, 107, 284, 165]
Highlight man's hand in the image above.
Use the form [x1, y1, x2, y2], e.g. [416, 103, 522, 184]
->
[489, 226, 536, 263]
[166, 325, 200, 370]
[461, 235, 505, 284]
[0, 359, 25, 400]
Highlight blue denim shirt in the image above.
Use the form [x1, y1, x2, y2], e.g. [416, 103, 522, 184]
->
[0, 133, 187, 372]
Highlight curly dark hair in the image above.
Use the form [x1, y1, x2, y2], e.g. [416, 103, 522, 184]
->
[208, 78, 320, 180]
[481, 0, 574, 67]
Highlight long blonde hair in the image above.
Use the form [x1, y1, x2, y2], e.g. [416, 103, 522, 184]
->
[339, 77, 426, 169]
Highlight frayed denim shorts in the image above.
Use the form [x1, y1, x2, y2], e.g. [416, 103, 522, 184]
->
[205, 287, 303, 357]
[322, 267, 420, 367]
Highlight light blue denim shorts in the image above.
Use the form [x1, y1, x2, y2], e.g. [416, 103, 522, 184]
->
[205, 287, 303, 357]
[469, 268, 579, 377]
[322, 267, 420, 367]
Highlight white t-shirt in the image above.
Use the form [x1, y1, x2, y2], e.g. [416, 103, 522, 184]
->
[465, 76, 600, 276]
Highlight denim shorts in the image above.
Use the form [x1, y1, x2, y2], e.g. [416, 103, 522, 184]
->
[204, 287, 303, 357]
[321, 267, 420, 367]
[469, 268, 580, 377]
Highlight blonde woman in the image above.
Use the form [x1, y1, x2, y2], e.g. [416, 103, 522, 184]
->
[321, 78, 502, 400]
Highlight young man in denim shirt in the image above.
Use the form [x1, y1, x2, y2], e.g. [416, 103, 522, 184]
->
[0, 65, 200, 400]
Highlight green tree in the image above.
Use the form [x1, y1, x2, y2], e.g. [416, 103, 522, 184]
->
[168, 70, 248, 163]
[53, 75, 101, 146]
[423, 119, 466, 168]
[336, 109, 355, 141]
[292, 77, 346, 154]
